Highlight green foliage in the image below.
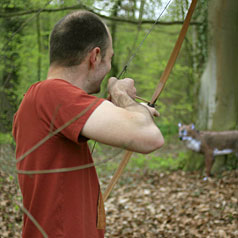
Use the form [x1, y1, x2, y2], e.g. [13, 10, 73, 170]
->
[128, 152, 188, 171]
[0, 132, 14, 145]
[182, 151, 204, 172]
[193, 0, 208, 76]
[158, 123, 178, 138]
[107, 20, 196, 138]
[225, 154, 238, 171]
[0, 0, 208, 179]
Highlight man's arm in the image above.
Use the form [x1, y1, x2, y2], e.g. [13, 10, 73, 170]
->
[81, 77, 164, 154]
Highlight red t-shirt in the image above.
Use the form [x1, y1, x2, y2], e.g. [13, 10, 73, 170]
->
[12, 79, 105, 238]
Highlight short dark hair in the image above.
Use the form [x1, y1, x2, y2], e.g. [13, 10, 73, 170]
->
[49, 11, 109, 67]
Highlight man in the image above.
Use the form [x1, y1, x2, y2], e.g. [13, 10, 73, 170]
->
[13, 10, 164, 238]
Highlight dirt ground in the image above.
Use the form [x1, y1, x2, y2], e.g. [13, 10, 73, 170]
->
[0, 167, 237, 238]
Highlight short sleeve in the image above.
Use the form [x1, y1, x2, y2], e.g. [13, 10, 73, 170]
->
[36, 79, 104, 143]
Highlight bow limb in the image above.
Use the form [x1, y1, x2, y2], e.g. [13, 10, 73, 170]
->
[103, 0, 198, 202]
[103, 151, 133, 201]
[150, 0, 198, 106]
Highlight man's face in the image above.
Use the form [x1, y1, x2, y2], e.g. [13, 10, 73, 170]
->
[91, 35, 114, 94]
[101, 38, 114, 78]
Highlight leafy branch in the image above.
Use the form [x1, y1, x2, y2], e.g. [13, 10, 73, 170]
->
[0, 4, 201, 26]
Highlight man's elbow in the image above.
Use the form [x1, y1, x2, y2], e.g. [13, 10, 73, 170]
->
[155, 136, 165, 150]
[141, 135, 164, 154]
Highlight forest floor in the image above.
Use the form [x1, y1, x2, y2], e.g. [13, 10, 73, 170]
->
[0, 143, 238, 238]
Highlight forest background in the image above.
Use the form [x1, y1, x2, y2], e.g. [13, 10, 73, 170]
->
[0, 0, 238, 237]
[0, 0, 237, 174]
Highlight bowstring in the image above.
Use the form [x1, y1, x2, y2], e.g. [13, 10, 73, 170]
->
[117, 0, 173, 79]
[91, 0, 173, 155]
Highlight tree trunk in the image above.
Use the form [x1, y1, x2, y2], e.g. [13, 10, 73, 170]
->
[198, 0, 238, 130]
[197, 0, 238, 174]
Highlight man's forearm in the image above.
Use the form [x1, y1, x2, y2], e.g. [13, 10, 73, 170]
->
[110, 90, 156, 125]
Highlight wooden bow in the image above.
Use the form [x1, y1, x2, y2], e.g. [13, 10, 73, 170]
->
[103, 0, 198, 202]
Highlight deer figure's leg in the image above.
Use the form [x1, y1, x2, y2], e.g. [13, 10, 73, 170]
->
[235, 141, 238, 176]
[235, 152, 238, 177]
[205, 150, 214, 177]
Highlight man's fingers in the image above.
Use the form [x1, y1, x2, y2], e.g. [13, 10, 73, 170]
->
[108, 77, 136, 100]
[149, 108, 160, 117]
[140, 103, 160, 117]
[108, 77, 118, 90]
[153, 109, 160, 117]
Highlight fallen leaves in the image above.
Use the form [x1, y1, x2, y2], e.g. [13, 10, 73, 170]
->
[0, 169, 238, 237]
[102, 170, 238, 238]
[0, 170, 22, 237]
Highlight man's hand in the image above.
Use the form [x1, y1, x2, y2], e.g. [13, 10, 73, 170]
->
[107, 77, 137, 103]
[107, 77, 160, 118]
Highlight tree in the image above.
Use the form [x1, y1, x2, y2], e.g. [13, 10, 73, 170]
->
[196, 0, 238, 174]
[198, 0, 238, 130]
[0, 2, 23, 133]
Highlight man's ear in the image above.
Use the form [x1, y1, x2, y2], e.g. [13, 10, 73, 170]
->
[89, 47, 101, 67]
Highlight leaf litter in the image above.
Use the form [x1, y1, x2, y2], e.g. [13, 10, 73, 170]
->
[0, 169, 238, 237]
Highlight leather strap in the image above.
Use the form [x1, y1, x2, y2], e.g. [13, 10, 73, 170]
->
[103, 0, 198, 202]
[97, 190, 106, 229]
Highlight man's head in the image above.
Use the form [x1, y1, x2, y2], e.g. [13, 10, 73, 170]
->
[49, 10, 110, 67]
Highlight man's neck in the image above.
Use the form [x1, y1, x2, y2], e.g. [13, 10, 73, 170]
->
[47, 63, 89, 92]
